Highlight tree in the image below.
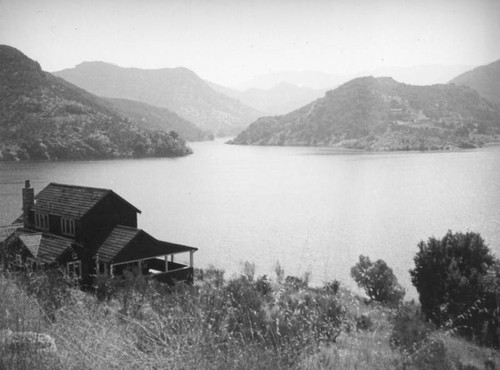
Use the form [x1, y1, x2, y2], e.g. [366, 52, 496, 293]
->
[410, 230, 499, 346]
[351, 255, 405, 305]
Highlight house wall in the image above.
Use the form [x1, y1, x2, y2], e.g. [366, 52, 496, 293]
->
[80, 193, 138, 252]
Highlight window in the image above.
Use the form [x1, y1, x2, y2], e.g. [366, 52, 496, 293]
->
[61, 218, 75, 236]
[26, 257, 38, 270]
[34, 212, 49, 230]
[14, 253, 23, 266]
[67, 260, 82, 278]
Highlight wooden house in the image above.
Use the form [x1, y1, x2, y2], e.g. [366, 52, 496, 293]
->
[0, 181, 197, 285]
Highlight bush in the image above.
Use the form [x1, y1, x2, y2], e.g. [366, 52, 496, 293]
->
[390, 301, 434, 353]
[351, 255, 405, 305]
[410, 230, 499, 346]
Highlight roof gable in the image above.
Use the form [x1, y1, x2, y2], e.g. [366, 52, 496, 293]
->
[31, 183, 140, 219]
[18, 233, 42, 257]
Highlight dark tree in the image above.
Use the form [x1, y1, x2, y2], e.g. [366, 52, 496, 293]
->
[410, 230, 499, 346]
[351, 255, 405, 305]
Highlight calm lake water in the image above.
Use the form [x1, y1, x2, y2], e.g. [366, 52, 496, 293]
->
[1, 139, 500, 298]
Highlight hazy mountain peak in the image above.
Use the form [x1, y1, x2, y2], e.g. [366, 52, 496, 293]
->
[54, 62, 261, 135]
[449, 59, 500, 107]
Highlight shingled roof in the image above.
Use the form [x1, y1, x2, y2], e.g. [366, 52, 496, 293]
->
[17, 231, 82, 263]
[98, 225, 197, 264]
[31, 183, 141, 219]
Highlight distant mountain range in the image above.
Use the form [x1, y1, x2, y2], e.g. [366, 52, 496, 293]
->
[234, 65, 473, 91]
[235, 71, 344, 90]
[221, 65, 474, 116]
[54, 62, 262, 136]
[230, 76, 500, 151]
[208, 81, 326, 115]
[0, 45, 192, 161]
[450, 59, 500, 107]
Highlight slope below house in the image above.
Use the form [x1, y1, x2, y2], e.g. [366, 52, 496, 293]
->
[229, 76, 500, 151]
[54, 62, 263, 136]
[0, 45, 192, 161]
[449, 59, 500, 107]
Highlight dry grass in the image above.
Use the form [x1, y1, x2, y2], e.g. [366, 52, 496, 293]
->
[1, 270, 498, 370]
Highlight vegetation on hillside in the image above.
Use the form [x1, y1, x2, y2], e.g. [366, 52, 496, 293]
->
[1, 230, 499, 369]
[230, 76, 500, 150]
[0, 45, 192, 161]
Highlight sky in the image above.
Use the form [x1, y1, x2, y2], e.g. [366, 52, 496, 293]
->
[1, 0, 500, 86]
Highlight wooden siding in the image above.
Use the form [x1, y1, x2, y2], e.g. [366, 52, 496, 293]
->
[81, 192, 139, 250]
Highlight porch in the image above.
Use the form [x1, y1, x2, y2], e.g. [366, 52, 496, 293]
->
[109, 250, 195, 284]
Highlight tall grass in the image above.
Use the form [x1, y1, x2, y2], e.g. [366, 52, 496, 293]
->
[1, 267, 498, 370]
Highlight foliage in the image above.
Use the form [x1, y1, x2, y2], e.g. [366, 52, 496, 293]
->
[390, 301, 434, 353]
[2, 258, 500, 369]
[351, 255, 405, 306]
[410, 230, 499, 347]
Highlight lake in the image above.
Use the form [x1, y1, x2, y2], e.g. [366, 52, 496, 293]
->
[1, 139, 500, 298]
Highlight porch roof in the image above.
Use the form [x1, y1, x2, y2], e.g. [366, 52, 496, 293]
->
[97, 225, 197, 264]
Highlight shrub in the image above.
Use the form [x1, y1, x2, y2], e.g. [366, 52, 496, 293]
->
[390, 301, 434, 353]
[410, 230, 499, 346]
[323, 280, 341, 295]
[351, 255, 405, 305]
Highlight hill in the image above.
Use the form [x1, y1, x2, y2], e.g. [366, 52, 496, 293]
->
[449, 59, 500, 107]
[104, 98, 213, 142]
[361, 64, 473, 86]
[0, 45, 192, 160]
[235, 70, 343, 90]
[54, 62, 262, 136]
[208, 81, 326, 115]
[230, 76, 500, 151]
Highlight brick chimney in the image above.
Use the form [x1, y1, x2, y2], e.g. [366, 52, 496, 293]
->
[22, 180, 35, 228]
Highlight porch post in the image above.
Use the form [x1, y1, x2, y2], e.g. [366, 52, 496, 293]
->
[190, 251, 194, 268]
[110, 264, 114, 278]
[138, 260, 142, 274]
[165, 255, 168, 272]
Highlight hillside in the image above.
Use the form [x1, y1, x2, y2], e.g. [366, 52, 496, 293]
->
[230, 76, 500, 151]
[208, 81, 326, 115]
[54, 62, 262, 136]
[449, 59, 500, 107]
[104, 98, 213, 142]
[0, 45, 192, 160]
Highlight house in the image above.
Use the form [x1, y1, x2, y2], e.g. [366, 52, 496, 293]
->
[0, 180, 197, 285]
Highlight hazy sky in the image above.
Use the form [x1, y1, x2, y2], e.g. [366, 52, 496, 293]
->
[1, 0, 499, 86]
